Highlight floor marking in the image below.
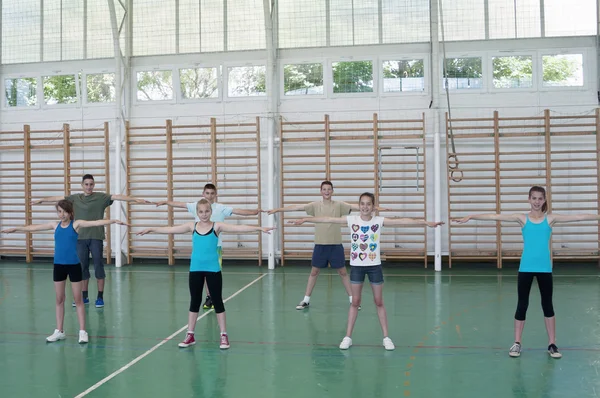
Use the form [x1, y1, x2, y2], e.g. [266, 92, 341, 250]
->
[73, 273, 266, 398]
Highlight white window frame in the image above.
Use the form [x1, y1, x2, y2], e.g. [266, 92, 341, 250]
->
[223, 62, 268, 101]
[329, 57, 378, 98]
[279, 59, 326, 100]
[177, 64, 223, 103]
[379, 54, 430, 97]
[538, 49, 588, 92]
[489, 53, 537, 92]
[82, 69, 117, 106]
[1, 74, 41, 111]
[440, 53, 486, 94]
[40, 71, 82, 108]
[133, 66, 177, 105]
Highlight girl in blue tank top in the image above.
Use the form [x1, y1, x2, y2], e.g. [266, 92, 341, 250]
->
[1, 200, 127, 344]
[138, 198, 274, 350]
[454, 186, 600, 360]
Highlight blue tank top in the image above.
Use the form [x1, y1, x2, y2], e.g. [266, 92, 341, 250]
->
[519, 216, 552, 273]
[190, 223, 220, 272]
[54, 221, 80, 265]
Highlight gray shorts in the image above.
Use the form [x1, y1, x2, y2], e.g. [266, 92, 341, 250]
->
[77, 239, 106, 280]
[350, 265, 384, 285]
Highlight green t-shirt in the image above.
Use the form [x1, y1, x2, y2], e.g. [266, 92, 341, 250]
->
[65, 192, 114, 240]
[304, 200, 352, 244]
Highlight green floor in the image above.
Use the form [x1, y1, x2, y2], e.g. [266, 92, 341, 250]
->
[0, 261, 599, 398]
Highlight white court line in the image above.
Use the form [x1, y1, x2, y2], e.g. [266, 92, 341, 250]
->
[73, 273, 267, 398]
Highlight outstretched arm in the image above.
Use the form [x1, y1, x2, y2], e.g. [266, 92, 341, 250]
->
[549, 213, 600, 226]
[384, 218, 444, 228]
[1, 221, 57, 234]
[453, 213, 525, 226]
[137, 222, 194, 236]
[216, 223, 274, 234]
[266, 204, 306, 215]
[155, 200, 187, 209]
[288, 216, 346, 225]
[31, 196, 65, 205]
[232, 208, 261, 216]
[111, 194, 151, 204]
[343, 202, 393, 212]
[74, 219, 129, 232]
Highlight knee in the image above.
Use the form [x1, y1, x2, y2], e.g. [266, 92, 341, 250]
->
[56, 295, 65, 305]
[337, 268, 347, 277]
[310, 268, 321, 277]
[350, 299, 361, 308]
[214, 301, 225, 314]
[541, 299, 555, 318]
[514, 303, 528, 321]
[374, 297, 384, 307]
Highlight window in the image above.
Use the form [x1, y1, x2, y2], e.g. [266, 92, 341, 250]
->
[330, 0, 379, 46]
[2, 0, 42, 63]
[86, 73, 116, 103]
[382, 0, 430, 44]
[544, 0, 596, 37]
[5, 78, 37, 107]
[137, 71, 174, 101]
[439, 0, 485, 41]
[283, 63, 324, 96]
[492, 56, 533, 89]
[201, 0, 224, 52]
[542, 54, 583, 87]
[133, 0, 176, 56]
[488, 0, 541, 39]
[382, 59, 425, 92]
[278, 0, 327, 48]
[227, 0, 265, 51]
[443, 57, 483, 90]
[179, 68, 219, 99]
[43, 75, 78, 105]
[227, 66, 266, 97]
[332, 61, 374, 93]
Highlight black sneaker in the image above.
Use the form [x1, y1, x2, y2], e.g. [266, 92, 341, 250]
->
[296, 301, 309, 310]
[548, 344, 562, 358]
[203, 296, 214, 310]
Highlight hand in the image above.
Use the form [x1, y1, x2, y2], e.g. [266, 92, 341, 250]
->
[427, 221, 445, 228]
[452, 216, 471, 224]
[135, 198, 152, 204]
[261, 227, 276, 234]
[113, 220, 131, 227]
[266, 209, 277, 215]
[137, 228, 153, 236]
[155, 201, 168, 207]
[287, 219, 305, 225]
[1, 228, 17, 234]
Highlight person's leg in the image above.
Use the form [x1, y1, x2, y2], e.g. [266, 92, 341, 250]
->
[180, 272, 204, 348]
[90, 239, 106, 304]
[330, 245, 352, 298]
[71, 281, 85, 330]
[203, 248, 220, 308]
[514, 272, 534, 343]
[536, 273, 557, 345]
[368, 266, 388, 337]
[297, 246, 326, 309]
[54, 280, 67, 331]
[206, 271, 229, 349]
[345, 282, 363, 338]
[76, 240, 91, 302]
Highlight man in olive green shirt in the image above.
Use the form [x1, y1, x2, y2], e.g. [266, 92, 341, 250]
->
[33, 174, 148, 308]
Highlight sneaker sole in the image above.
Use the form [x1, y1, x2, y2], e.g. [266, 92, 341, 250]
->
[79, 340, 89, 344]
[178, 342, 196, 348]
[548, 352, 562, 358]
[46, 337, 66, 343]
[95, 305, 104, 308]
[220, 345, 230, 350]
[508, 352, 521, 357]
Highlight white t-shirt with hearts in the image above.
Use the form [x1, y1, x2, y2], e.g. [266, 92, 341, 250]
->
[347, 215, 383, 266]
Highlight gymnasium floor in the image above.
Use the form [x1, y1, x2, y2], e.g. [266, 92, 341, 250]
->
[0, 261, 599, 398]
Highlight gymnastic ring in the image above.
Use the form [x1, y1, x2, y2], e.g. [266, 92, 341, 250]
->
[450, 169, 464, 183]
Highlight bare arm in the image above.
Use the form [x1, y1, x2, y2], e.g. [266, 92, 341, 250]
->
[31, 196, 65, 205]
[453, 213, 525, 226]
[288, 216, 346, 225]
[111, 194, 151, 204]
[343, 202, 393, 212]
[232, 208, 261, 216]
[137, 222, 194, 236]
[384, 218, 445, 228]
[74, 219, 130, 232]
[215, 223, 275, 234]
[548, 213, 600, 226]
[1, 221, 57, 234]
[154, 200, 187, 209]
[267, 204, 306, 215]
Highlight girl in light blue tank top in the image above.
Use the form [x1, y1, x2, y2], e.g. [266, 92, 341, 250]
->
[137, 198, 274, 350]
[454, 186, 600, 359]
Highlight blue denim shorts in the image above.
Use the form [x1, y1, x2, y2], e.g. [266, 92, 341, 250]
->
[350, 265, 384, 285]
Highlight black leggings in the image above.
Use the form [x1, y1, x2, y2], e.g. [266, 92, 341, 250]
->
[514, 272, 554, 321]
[189, 271, 224, 313]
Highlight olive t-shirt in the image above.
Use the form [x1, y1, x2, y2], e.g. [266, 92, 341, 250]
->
[304, 200, 352, 244]
[65, 193, 114, 240]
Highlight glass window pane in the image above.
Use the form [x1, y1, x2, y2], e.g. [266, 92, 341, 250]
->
[492, 56, 533, 88]
[5, 78, 37, 107]
[439, 0, 485, 41]
[227, 66, 266, 97]
[43, 75, 78, 105]
[382, 60, 425, 92]
[87, 0, 113, 59]
[382, 0, 430, 44]
[330, 0, 379, 46]
[545, 0, 596, 37]
[283, 63, 324, 96]
[62, 0, 84, 60]
[278, 0, 327, 48]
[542, 54, 584, 87]
[133, 0, 176, 56]
[2, 0, 42, 63]
[201, 0, 224, 52]
[179, 0, 200, 54]
[137, 71, 174, 101]
[332, 61, 374, 93]
[180, 68, 219, 99]
[86, 73, 116, 103]
[43, 0, 61, 62]
[227, 0, 265, 51]
[443, 57, 483, 90]
[489, 0, 541, 39]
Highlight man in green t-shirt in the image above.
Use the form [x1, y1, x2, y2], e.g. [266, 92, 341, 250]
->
[33, 174, 149, 308]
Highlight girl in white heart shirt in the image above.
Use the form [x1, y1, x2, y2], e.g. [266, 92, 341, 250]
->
[290, 192, 443, 351]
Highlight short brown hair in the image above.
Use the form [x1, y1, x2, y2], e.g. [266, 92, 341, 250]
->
[203, 183, 217, 192]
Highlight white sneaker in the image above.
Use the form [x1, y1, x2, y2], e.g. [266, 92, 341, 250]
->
[46, 329, 66, 342]
[383, 337, 395, 351]
[78, 330, 89, 344]
[339, 336, 353, 350]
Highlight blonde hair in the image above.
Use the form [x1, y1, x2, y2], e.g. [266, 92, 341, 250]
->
[196, 199, 212, 214]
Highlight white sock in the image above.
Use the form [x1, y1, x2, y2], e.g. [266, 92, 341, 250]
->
[303, 296, 310, 303]
[221, 332, 227, 336]
[349, 296, 353, 303]
[187, 330, 194, 334]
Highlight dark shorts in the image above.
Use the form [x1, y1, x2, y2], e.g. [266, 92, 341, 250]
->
[53, 263, 83, 283]
[311, 244, 346, 269]
[350, 265, 384, 285]
[77, 239, 106, 280]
